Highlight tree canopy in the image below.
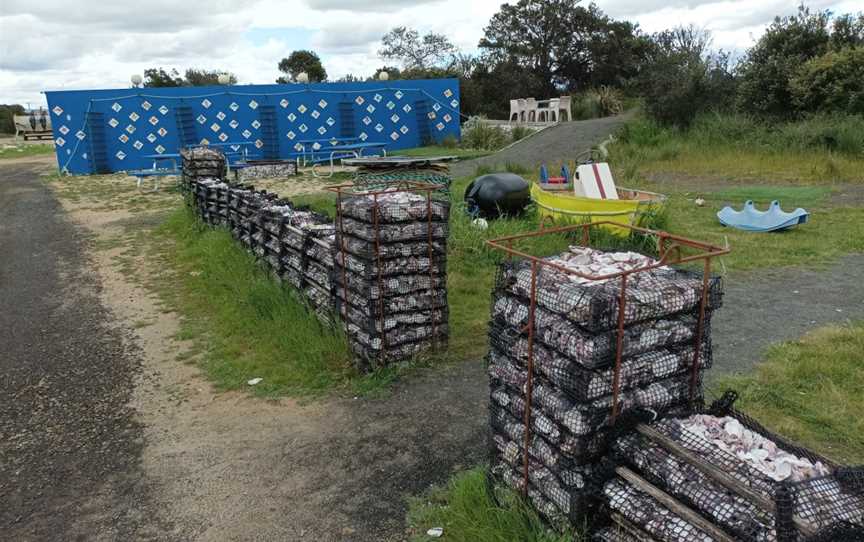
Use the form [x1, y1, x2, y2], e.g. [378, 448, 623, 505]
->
[143, 68, 237, 87]
[378, 27, 456, 70]
[277, 50, 327, 83]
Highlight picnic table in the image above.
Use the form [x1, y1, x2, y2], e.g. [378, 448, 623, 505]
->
[129, 153, 181, 192]
[296, 138, 388, 177]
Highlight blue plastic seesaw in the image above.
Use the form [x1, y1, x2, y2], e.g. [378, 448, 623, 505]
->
[717, 200, 809, 232]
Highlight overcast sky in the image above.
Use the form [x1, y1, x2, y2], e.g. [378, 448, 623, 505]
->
[1, 0, 860, 107]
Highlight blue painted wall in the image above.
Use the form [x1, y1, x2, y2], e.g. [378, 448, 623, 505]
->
[44, 79, 461, 175]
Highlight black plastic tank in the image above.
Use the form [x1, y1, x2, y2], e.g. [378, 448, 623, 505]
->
[464, 173, 530, 219]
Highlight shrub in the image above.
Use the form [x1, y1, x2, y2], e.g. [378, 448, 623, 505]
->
[440, 134, 460, 149]
[791, 47, 864, 115]
[460, 116, 508, 151]
[509, 125, 533, 143]
[570, 87, 624, 120]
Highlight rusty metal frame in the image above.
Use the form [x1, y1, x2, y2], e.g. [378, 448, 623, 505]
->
[326, 181, 445, 362]
[486, 220, 729, 498]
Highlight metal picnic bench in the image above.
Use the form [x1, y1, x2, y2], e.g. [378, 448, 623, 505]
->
[129, 154, 181, 192]
[296, 138, 388, 177]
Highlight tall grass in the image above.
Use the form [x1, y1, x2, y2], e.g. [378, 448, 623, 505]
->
[154, 207, 354, 397]
[407, 468, 582, 542]
[461, 116, 509, 151]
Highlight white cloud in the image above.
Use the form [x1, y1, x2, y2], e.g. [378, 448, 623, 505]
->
[0, 0, 858, 106]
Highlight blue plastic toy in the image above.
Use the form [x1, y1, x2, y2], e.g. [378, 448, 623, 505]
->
[717, 200, 809, 232]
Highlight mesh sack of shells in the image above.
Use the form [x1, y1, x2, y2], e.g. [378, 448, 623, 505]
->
[489, 461, 574, 525]
[332, 267, 447, 300]
[304, 261, 332, 290]
[338, 302, 448, 333]
[349, 337, 445, 370]
[215, 187, 230, 204]
[303, 282, 332, 311]
[262, 233, 283, 255]
[614, 432, 775, 541]
[238, 161, 297, 180]
[491, 429, 598, 491]
[488, 329, 711, 403]
[495, 248, 723, 332]
[281, 248, 305, 273]
[338, 191, 450, 223]
[488, 369, 703, 439]
[489, 456, 598, 523]
[345, 320, 448, 351]
[276, 266, 304, 290]
[334, 249, 446, 277]
[334, 232, 446, 263]
[261, 249, 282, 272]
[336, 217, 449, 243]
[305, 235, 335, 267]
[334, 285, 448, 317]
[638, 410, 864, 539]
[282, 221, 335, 251]
[604, 477, 715, 542]
[490, 292, 705, 369]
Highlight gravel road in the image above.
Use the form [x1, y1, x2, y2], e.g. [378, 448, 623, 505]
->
[0, 161, 161, 540]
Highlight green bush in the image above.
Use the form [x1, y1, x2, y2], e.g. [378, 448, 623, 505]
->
[509, 125, 533, 143]
[460, 116, 508, 151]
[440, 134, 460, 149]
[791, 47, 864, 115]
[570, 87, 624, 120]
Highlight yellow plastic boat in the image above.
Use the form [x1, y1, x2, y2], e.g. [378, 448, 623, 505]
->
[530, 183, 667, 236]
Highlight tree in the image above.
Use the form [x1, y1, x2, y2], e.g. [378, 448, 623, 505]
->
[378, 27, 456, 70]
[0, 104, 26, 134]
[638, 26, 735, 127]
[830, 13, 864, 50]
[184, 68, 237, 86]
[478, 0, 646, 94]
[277, 50, 327, 83]
[143, 68, 184, 87]
[791, 46, 864, 114]
[737, 6, 831, 117]
[143, 67, 237, 87]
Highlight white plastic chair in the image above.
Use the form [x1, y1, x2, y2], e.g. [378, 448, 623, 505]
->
[545, 98, 561, 123]
[508, 99, 521, 123]
[524, 98, 539, 123]
[557, 96, 572, 122]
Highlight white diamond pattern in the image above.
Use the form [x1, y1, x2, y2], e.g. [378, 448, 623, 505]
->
[318, 99, 328, 108]
[390, 132, 399, 141]
[75, 130, 86, 140]
[355, 96, 364, 105]
[211, 123, 220, 133]
[317, 126, 326, 135]
[326, 117, 335, 126]
[428, 112, 436, 120]
[280, 99, 289, 108]
[133, 140, 143, 150]
[216, 111, 226, 120]
[52, 106, 63, 115]
[112, 102, 122, 112]
[201, 99, 211, 108]
[444, 89, 453, 98]
[230, 102, 239, 111]
[390, 114, 399, 123]
[386, 101, 395, 110]
[298, 104, 307, 114]
[108, 118, 119, 128]
[147, 133, 157, 143]
[286, 131, 295, 140]
[433, 103, 441, 111]
[436, 122, 445, 131]
[358, 132, 368, 141]
[155, 145, 165, 154]
[394, 90, 404, 99]
[450, 99, 459, 108]
[159, 105, 169, 115]
[157, 127, 167, 137]
[254, 139, 263, 148]
[362, 116, 372, 125]
[374, 94, 382, 102]
[366, 104, 375, 114]
[116, 150, 126, 159]
[242, 129, 251, 138]
[125, 125, 136, 134]
[218, 133, 228, 142]
[197, 114, 207, 124]
[141, 101, 151, 110]
[403, 104, 412, 113]
[129, 112, 139, 121]
[149, 116, 159, 125]
[287, 113, 296, 122]
[311, 110, 320, 119]
[55, 137, 65, 146]
[249, 100, 258, 109]
[251, 120, 261, 129]
[375, 123, 384, 132]
[443, 114, 452, 122]
[400, 125, 409, 134]
[59, 125, 69, 135]
[229, 120, 238, 129]
[299, 124, 308, 133]
[200, 138, 209, 145]
[119, 134, 129, 143]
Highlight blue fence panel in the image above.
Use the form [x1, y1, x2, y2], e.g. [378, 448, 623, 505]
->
[44, 79, 461, 175]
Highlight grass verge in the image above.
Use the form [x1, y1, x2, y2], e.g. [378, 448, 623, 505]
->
[151, 206, 400, 397]
[0, 143, 55, 159]
[714, 322, 864, 464]
[407, 468, 581, 542]
[399, 145, 493, 160]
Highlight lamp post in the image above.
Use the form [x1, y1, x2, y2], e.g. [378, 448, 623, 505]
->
[296, 72, 309, 84]
[378, 71, 389, 81]
[131, 74, 143, 88]
[217, 73, 231, 85]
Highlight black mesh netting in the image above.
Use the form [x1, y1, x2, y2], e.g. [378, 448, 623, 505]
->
[331, 267, 446, 299]
[335, 249, 447, 277]
[489, 289, 711, 369]
[591, 525, 643, 542]
[488, 325, 711, 403]
[333, 286, 448, 317]
[336, 217, 449, 243]
[610, 406, 864, 542]
[338, 191, 450, 223]
[603, 476, 716, 542]
[495, 258, 723, 333]
[334, 232, 447, 260]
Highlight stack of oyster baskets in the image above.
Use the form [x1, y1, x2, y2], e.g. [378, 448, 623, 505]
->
[331, 184, 450, 370]
[179, 148, 449, 370]
[485, 235, 724, 526]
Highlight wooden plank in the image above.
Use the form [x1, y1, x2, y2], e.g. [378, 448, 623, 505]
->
[636, 423, 817, 537]
[616, 466, 738, 542]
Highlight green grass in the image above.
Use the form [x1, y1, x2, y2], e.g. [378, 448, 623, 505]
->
[151, 206, 403, 397]
[407, 468, 581, 542]
[714, 322, 864, 464]
[399, 145, 494, 160]
[610, 115, 864, 185]
[0, 143, 54, 159]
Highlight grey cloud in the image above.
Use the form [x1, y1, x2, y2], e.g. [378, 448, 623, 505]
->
[603, 0, 723, 17]
[302, 0, 442, 12]
[311, 23, 386, 52]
